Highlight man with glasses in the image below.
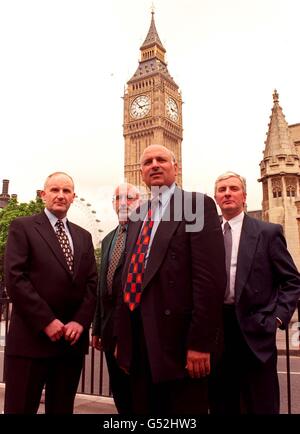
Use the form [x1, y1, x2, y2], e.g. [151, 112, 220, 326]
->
[92, 183, 140, 414]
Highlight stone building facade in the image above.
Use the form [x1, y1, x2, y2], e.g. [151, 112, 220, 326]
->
[259, 90, 300, 270]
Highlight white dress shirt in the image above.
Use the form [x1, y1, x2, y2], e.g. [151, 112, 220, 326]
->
[144, 183, 176, 266]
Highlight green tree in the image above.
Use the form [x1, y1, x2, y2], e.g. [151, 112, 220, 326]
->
[0, 197, 44, 283]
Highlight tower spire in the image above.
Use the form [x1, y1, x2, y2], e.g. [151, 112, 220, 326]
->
[263, 89, 296, 158]
[259, 90, 300, 270]
[140, 8, 165, 52]
[128, 10, 176, 85]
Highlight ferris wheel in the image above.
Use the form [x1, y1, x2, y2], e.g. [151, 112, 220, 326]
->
[68, 196, 103, 247]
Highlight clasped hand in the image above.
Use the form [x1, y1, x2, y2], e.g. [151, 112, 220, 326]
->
[185, 350, 210, 378]
[44, 319, 83, 345]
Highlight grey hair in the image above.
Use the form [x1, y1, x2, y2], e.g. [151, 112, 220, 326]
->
[214, 171, 247, 194]
[44, 172, 74, 190]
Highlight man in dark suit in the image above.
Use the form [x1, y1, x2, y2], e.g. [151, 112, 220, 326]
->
[92, 183, 140, 414]
[4, 171, 97, 414]
[115, 144, 226, 414]
[210, 171, 300, 414]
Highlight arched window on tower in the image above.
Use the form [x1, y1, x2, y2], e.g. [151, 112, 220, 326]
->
[272, 187, 282, 198]
[272, 178, 282, 198]
[286, 185, 296, 197]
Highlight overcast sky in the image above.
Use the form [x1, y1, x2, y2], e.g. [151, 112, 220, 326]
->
[1, 0, 299, 238]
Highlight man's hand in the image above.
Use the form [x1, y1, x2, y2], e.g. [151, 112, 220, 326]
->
[92, 335, 103, 351]
[185, 350, 210, 379]
[64, 321, 84, 346]
[44, 319, 65, 342]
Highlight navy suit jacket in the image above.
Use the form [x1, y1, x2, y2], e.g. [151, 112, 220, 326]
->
[116, 188, 227, 383]
[4, 211, 97, 358]
[234, 214, 300, 362]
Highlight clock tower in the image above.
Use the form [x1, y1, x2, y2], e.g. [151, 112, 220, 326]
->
[123, 11, 183, 187]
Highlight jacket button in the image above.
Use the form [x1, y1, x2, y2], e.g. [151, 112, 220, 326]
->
[164, 309, 171, 316]
[171, 253, 176, 259]
[169, 280, 174, 285]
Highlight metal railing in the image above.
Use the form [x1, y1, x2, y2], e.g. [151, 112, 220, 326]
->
[0, 297, 111, 397]
[1, 297, 300, 412]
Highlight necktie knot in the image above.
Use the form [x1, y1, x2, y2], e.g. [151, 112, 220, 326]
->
[55, 219, 64, 230]
[149, 197, 161, 220]
[119, 224, 127, 234]
[224, 221, 231, 233]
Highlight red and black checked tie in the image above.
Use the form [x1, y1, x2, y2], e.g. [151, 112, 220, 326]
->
[123, 206, 154, 311]
[55, 219, 74, 272]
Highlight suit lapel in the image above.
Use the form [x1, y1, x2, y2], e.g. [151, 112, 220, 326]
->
[34, 212, 71, 274]
[235, 215, 259, 304]
[100, 228, 117, 291]
[143, 219, 179, 290]
[68, 222, 83, 277]
[102, 229, 116, 271]
[123, 190, 181, 289]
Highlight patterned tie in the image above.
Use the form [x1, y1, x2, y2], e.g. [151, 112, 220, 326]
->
[55, 219, 74, 272]
[123, 203, 156, 311]
[106, 225, 126, 294]
[223, 221, 232, 300]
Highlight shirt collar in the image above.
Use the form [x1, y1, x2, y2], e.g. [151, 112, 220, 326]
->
[119, 222, 128, 232]
[44, 208, 68, 228]
[151, 183, 176, 208]
[222, 211, 244, 229]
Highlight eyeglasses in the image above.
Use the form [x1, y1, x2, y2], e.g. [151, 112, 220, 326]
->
[112, 194, 137, 201]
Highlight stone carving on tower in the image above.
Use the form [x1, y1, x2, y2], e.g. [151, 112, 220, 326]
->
[123, 10, 183, 188]
[259, 89, 300, 269]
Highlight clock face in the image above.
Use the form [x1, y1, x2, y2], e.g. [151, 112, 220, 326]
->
[166, 97, 179, 122]
[130, 95, 151, 119]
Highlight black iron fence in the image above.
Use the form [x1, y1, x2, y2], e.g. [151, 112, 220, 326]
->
[0, 297, 300, 412]
[0, 297, 111, 398]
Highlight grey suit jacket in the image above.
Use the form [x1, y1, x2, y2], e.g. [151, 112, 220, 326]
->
[235, 214, 300, 362]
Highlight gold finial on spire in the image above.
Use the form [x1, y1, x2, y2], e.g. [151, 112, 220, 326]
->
[273, 89, 279, 103]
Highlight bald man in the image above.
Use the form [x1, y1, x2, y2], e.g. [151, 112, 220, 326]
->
[4, 172, 97, 414]
[115, 145, 226, 414]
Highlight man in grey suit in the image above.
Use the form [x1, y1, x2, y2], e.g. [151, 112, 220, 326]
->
[4, 172, 97, 414]
[92, 183, 140, 414]
[210, 171, 300, 414]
